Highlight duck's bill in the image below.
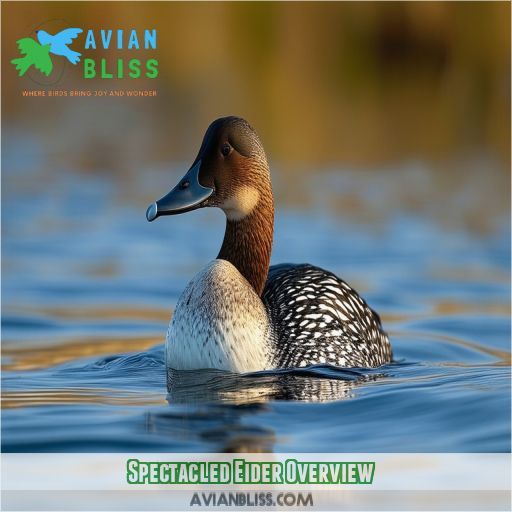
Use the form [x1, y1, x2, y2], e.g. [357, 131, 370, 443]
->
[146, 160, 213, 222]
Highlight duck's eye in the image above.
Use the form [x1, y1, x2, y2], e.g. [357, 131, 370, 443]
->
[221, 143, 232, 157]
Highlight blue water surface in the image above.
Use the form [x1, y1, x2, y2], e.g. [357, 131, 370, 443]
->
[2, 153, 510, 452]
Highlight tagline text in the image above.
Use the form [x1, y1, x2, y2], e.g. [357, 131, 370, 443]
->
[21, 89, 157, 98]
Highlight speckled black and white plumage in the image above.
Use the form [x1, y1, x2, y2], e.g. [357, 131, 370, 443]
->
[263, 264, 392, 368]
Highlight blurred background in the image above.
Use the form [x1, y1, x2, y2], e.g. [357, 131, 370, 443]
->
[2, 2, 510, 231]
[2, 2, 510, 453]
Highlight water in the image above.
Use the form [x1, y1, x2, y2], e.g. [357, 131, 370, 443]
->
[2, 152, 510, 452]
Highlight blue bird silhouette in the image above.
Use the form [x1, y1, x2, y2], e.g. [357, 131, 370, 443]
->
[36, 28, 83, 65]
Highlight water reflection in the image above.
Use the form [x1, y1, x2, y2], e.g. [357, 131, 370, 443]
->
[146, 402, 277, 453]
[167, 367, 383, 403]
[2, 335, 161, 371]
[143, 367, 388, 452]
[3, 388, 166, 409]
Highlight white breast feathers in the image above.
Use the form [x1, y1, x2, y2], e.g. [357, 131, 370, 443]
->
[166, 259, 272, 372]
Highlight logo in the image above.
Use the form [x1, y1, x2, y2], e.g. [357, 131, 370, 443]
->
[11, 24, 159, 83]
[11, 28, 82, 77]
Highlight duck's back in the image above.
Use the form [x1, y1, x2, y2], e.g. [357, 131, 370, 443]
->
[263, 263, 392, 368]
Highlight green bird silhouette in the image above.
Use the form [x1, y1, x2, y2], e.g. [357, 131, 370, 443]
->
[11, 38, 53, 76]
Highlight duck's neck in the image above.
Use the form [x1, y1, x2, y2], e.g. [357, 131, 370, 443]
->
[217, 193, 274, 296]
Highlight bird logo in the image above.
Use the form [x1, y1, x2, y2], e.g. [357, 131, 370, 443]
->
[11, 27, 82, 77]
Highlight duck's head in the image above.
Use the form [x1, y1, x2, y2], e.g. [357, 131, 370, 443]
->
[146, 116, 270, 222]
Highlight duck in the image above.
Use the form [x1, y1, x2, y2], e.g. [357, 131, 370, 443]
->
[146, 116, 392, 373]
